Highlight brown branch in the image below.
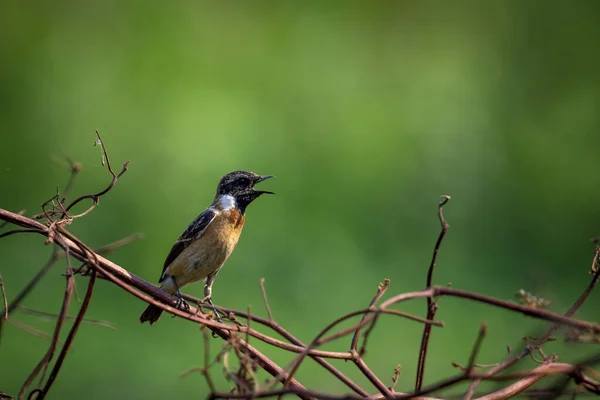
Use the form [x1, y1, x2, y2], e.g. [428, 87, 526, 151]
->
[5, 204, 598, 399]
[260, 278, 275, 322]
[390, 365, 401, 391]
[0, 228, 44, 239]
[187, 295, 370, 397]
[181, 328, 217, 393]
[5, 319, 62, 344]
[18, 272, 74, 400]
[278, 305, 439, 398]
[476, 363, 599, 400]
[355, 358, 394, 399]
[391, 325, 487, 400]
[380, 286, 600, 333]
[415, 195, 450, 391]
[0, 391, 14, 400]
[350, 279, 390, 353]
[0, 209, 25, 230]
[0, 248, 59, 334]
[46, 224, 312, 398]
[62, 130, 129, 217]
[53, 155, 81, 203]
[0, 233, 137, 338]
[92, 233, 143, 255]
[37, 269, 97, 399]
[464, 244, 600, 399]
[466, 324, 487, 373]
[3, 136, 599, 400]
[4, 201, 598, 400]
[13, 306, 116, 329]
[0, 274, 7, 320]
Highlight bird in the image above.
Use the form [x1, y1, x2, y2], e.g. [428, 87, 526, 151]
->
[140, 170, 274, 325]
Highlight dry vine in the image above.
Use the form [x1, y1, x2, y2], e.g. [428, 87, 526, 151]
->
[0, 134, 599, 400]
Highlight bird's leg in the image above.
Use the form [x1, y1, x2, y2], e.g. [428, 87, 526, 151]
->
[203, 271, 223, 324]
[171, 276, 190, 313]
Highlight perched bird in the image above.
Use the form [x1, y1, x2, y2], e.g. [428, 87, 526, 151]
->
[140, 170, 274, 324]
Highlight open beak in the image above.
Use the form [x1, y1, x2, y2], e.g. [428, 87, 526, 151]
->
[254, 175, 275, 194]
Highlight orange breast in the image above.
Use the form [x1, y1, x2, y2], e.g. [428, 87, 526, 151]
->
[163, 208, 245, 290]
[207, 208, 245, 252]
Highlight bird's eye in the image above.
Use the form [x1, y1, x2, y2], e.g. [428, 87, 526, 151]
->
[238, 177, 250, 186]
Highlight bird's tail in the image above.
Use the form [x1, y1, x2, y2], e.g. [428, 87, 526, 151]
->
[140, 304, 164, 324]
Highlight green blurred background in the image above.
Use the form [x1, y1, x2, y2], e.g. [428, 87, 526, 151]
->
[1, 1, 599, 398]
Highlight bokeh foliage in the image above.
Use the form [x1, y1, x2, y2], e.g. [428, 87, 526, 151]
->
[1, 1, 599, 398]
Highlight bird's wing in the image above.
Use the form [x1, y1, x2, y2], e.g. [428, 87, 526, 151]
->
[159, 208, 217, 283]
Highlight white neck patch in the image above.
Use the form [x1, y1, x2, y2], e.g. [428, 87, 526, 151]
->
[219, 194, 237, 211]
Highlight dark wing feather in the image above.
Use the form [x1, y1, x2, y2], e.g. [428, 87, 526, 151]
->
[158, 208, 217, 283]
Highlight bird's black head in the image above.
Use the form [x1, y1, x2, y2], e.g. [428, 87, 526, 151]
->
[215, 170, 274, 213]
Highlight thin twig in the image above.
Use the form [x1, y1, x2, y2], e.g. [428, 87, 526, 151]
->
[2, 173, 600, 400]
[181, 328, 217, 393]
[6, 319, 63, 344]
[63, 130, 129, 215]
[260, 278, 274, 322]
[48, 230, 312, 399]
[15, 306, 116, 329]
[466, 324, 487, 373]
[54, 155, 81, 203]
[415, 195, 450, 391]
[350, 279, 390, 353]
[390, 365, 401, 391]
[276, 303, 438, 398]
[93, 233, 143, 255]
[465, 245, 600, 399]
[37, 269, 97, 399]
[0, 274, 7, 320]
[0, 228, 43, 239]
[380, 286, 600, 333]
[18, 273, 74, 400]
[355, 358, 394, 399]
[185, 295, 369, 397]
[0, 248, 60, 336]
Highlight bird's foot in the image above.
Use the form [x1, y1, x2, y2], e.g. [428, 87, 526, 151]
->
[200, 294, 212, 304]
[175, 296, 190, 312]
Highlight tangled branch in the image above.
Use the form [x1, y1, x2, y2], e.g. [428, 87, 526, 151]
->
[1, 135, 599, 399]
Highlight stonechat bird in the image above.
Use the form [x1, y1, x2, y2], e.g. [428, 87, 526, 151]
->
[140, 170, 274, 324]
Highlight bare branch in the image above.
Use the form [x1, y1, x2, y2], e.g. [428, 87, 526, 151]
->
[181, 328, 217, 393]
[18, 272, 74, 399]
[465, 244, 600, 399]
[350, 279, 390, 354]
[416, 195, 450, 391]
[2, 137, 599, 400]
[0, 228, 43, 239]
[260, 278, 275, 322]
[186, 294, 370, 397]
[5, 319, 63, 344]
[14, 306, 116, 329]
[0, 274, 7, 320]
[0, 249, 60, 335]
[37, 270, 97, 399]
